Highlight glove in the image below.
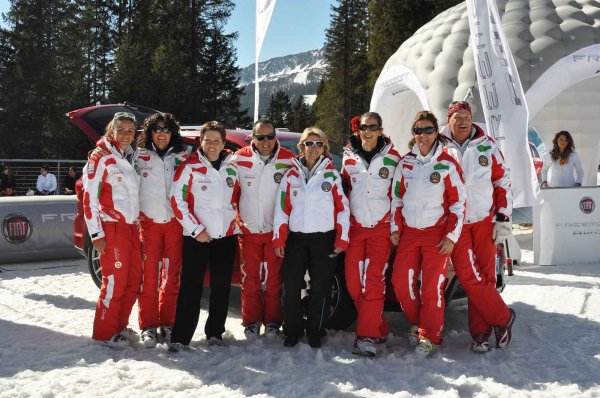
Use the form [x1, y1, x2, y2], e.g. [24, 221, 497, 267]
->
[493, 220, 512, 245]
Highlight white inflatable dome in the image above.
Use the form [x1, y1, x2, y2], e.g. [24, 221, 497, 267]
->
[372, 0, 600, 185]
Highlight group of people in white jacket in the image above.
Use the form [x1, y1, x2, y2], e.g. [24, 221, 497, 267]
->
[82, 101, 517, 358]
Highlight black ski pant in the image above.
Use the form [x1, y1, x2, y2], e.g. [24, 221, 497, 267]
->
[282, 230, 336, 340]
[171, 235, 236, 345]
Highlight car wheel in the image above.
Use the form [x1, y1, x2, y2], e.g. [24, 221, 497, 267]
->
[86, 235, 102, 288]
[326, 254, 357, 330]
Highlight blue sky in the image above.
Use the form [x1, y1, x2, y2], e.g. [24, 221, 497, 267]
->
[0, 0, 334, 67]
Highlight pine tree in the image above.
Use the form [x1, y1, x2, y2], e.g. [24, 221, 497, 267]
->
[266, 90, 292, 128]
[289, 95, 313, 133]
[313, 0, 370, 143]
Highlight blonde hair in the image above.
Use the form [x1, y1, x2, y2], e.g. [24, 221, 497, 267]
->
[297, 127, 329, 155]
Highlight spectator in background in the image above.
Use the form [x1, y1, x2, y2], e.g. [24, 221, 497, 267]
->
[36, 165, 57, 195]
[1, 166, 17, 196]
[62, 166, 82, 195]
[541, 130, 584, 188]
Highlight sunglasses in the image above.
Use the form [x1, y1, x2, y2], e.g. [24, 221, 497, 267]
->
[253, 133, 276, 141]
[359, 124, 380, 132]
[113, 111, 137, 124]
[154, 127, 171, 133]
[303, 140, 325, 148]
[412, 127, 437, 135]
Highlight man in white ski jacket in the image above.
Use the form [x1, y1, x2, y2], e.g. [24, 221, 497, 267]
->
[441, 101, 516, 352]
[232, 119, 295, 339]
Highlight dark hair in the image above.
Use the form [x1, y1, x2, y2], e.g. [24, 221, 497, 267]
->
[360, 112, 383, 128]
[253, 119, 274, 134]
[550, 130, 575, 162]
[138, 112, 183, 152]
[200, 121, 226, 143]
[408, 110, 446, 150]
[41, 165, 50, 172]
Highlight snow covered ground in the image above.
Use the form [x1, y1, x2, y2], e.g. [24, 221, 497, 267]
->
[1, 227, 599, 397]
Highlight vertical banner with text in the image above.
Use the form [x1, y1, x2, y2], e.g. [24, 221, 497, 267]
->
[255, 0, 277, 122]
[467, 0, 540, 207]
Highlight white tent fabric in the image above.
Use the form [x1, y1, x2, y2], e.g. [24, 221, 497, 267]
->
[371, 0, 600, 189]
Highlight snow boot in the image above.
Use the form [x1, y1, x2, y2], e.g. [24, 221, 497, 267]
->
[471, 333, 491, 353]
[141, 328, 158, 348]
[494, 308, 516, 349]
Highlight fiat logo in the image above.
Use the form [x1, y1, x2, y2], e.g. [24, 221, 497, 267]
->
[2, 214, 32, 244]
[579, 197, 595, 214]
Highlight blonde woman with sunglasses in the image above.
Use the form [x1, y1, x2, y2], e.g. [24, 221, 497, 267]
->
[273, 127, 350, 348]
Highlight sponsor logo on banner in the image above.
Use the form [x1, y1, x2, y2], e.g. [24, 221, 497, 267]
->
[379, 167, 389, 179]
[479, 155, 489, 166]
[2, 214, 32, 244]
[580, 197, 595, 214]
[430, 172, 441, 184]
[321, 182, 332, 192]
[274, 172, 283, 183]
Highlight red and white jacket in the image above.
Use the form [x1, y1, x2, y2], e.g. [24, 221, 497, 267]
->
[170, 149, 240, 239]
[83, 138, 140, 242]
[137, 147, 188, 224]
[391, 143, 466, 243]
[232, 143, 295, 234]
[273, 156, 350, 250]
[442, 124, 512, 224]
[342, 137, 401, 228]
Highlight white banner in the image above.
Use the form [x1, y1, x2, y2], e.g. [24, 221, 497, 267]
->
[369, 65, 430, 154]
[534, 187, 600, 265]
[467, 0, 541, 207]
[255, 0, 276, 122]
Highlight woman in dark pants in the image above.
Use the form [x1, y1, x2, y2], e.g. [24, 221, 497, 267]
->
[273, 127, 350, 348]
[169, 121, 240, 350]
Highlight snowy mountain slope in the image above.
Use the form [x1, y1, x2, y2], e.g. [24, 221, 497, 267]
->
[1, 227, 599, 397]
[238, 48, 326, 115]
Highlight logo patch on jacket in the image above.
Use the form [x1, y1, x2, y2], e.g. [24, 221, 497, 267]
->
[226, 177, 234, 188]
[430, 172, 441, 184]
[478, 155, 489, 166]
[321, 182, 332, 192]
[274, 172, 283, 183]
[378, 167, 389, 179]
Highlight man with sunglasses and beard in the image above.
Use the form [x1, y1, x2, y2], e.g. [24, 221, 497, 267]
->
[231, 120, 295, 339]
[341, 112, 400, 357]
[441, 101, 516, 353]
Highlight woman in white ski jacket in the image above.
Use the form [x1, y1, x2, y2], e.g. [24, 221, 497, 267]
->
[83, 112, 142, 349]
[390, 111, 466, 358]
[273, 127, 350, 348]
[169, 121, 240, 350]
[135, 113, 188, 347]
[341, 111, 400, 357]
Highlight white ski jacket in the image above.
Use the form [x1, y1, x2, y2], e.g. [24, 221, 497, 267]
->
[273, 156, 350, 249]
[342, 137, 401, 228]
[391, 144, 466, 243]
[137, 147, 188, 224]
[441, 124, 512, 223]
[83, 138, 140, 242]
[232, 144, 295, 234]
[170, 149, 239, 239]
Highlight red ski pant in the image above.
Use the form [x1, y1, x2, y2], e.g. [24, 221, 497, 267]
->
[239, 232, 283, 326]
[451, 218, 510, 337]
[92, 222, 142, 341]
[138, 218, 183, 330]
[344, 223, 391, 339]
[392, 226, 449, 345]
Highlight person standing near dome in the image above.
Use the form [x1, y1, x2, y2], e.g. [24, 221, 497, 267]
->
[541, 130, 584, 188]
